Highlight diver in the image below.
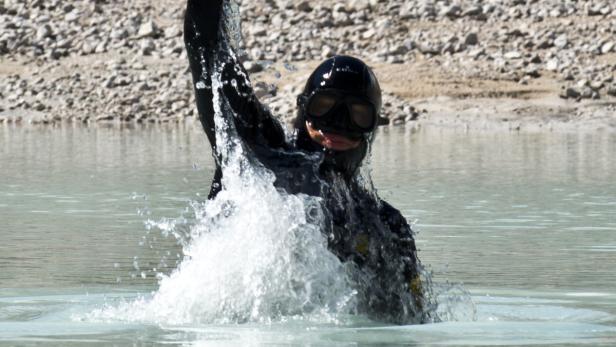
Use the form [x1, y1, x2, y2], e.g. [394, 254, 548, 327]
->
[184, 0, 429, 323]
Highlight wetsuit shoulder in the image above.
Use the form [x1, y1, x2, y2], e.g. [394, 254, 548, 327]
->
[184, 0, 286, 153]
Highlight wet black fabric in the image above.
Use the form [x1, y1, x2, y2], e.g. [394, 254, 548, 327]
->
[184, 0, 427, 323]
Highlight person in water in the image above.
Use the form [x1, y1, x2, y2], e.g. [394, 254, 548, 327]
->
[184, 0, 429, 323]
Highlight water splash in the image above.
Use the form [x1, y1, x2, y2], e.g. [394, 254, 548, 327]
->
[434, 282, 477, 322]
[90, 173, 356, 324]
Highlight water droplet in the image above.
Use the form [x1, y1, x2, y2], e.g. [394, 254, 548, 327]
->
[196, 81, 206, 89]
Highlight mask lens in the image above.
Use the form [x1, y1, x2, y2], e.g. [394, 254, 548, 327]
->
[349, 102, 375, 129]
[308, 93, 337, 117]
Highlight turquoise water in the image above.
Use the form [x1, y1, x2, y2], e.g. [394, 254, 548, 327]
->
[1, 125, 615, 346]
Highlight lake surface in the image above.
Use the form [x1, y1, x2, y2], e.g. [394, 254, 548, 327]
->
[1, 124, 615, 346]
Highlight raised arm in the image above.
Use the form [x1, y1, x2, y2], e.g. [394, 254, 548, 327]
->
[184, 0, 286, 157]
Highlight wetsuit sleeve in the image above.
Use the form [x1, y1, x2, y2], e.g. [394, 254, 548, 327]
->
[184, 0, 286, 156]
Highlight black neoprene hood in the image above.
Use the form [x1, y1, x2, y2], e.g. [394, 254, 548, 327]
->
[293, 55, 382, 178]
[301, 55, 382, 114]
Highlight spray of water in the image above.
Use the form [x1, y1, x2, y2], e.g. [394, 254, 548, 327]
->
[92, 168, 357, 324]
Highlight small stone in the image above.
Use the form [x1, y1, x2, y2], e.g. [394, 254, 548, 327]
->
[110, 29, 129, 40]
[577, 79, 589, 88]
[104, 76, 116, 89]
[244, 61, 263, 73]
[47, 49, 62, 60]
[468, 48, 485, 59]
[554, 34, 568, 49]
[295, 1, 312, 12]
[563, 72, 575, 81]
[36, 25, 52, 41]
[249, 25, 267, 37]
[33, 101, 46, 111]
[406, 111, 420, 121]
[464, 33, 479, 46]
[362, 28, 376, 39]
[601, 42, 614, 54]
[537, 39, 553, 49]
[65, 10, 80, 22]
[580, 87, 594, 99]
[137, 20, 158, 38]
[254, 82, 277, 99]
[529, 54, 542, 64]
[346, 0, 371, 11]
[95, 41, 107, 54]
[164, 26, 181, 39]
[140, 39, 155, 55]
[321, 45, 335, 59]
[333, 3, 347, 12]
[418, 43, 441, 55]
[441, 42, 455, 55]
[392, 115, 405, 125]
[463, 6, 483, 17]
[565, 87, 580, 99]
[96, 115, 114, 122]
[587, 4, 603, 16]
[607, 85, 616, 97]
[546, 58, 559, 71]
[504, 51, 522, 60]
[443, 5, 462, 18]
[81, 42, 95, 55]
[525, 66, 541, 78]
[590, 81, 603, 90]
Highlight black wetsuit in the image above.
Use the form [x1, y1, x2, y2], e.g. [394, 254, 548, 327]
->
[184, 0, 426, 323]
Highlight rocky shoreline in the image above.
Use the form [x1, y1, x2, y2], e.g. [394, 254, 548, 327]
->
[1, 0, 615, 130]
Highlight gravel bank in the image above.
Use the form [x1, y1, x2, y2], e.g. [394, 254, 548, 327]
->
[0, 0, 614, 130]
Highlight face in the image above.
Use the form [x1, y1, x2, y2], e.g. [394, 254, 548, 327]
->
[305, 121, 361, 151]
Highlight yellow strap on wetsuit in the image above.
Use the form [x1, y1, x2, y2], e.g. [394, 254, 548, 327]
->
[354, 233, 370, 256]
